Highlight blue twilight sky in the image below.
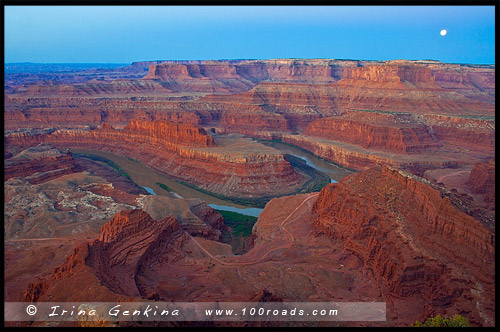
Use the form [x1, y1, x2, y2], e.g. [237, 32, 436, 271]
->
[4, 5, 495, 64]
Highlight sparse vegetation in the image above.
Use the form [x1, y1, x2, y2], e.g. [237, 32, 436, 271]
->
[73, 152, 133, 181]
[285, 154, 330, 192]
[72, 152, 144, 192]
[215, 209, 258, 238]
[355, 109, 407, 115]
[257, 138, 357, 172]
[450, 114, 495, 121]
[126, 156, 142, 164]
[177, 180, 272, 208]
[216, 209, 258, 255]
[412, 314, 470, 327]
[155, 182, 173, 192]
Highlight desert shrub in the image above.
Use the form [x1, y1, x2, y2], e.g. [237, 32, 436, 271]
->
[412, 314, 469, 327]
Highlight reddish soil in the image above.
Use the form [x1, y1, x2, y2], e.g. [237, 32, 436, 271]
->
[312, 166, 494, 326]
[4, 58, 495, 327]
[5, 120, 304, 197]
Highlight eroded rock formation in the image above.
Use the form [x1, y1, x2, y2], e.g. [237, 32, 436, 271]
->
[124, 119, 214, 147]
[468, 158, 495, 205]
[87, 210, 186, 297]
[4, 144, 77, 184]
[312, 166, 495, 326]
[304, 115, 440, 154]
[5, 120, 304, 197]
[22, 209, 183, 302]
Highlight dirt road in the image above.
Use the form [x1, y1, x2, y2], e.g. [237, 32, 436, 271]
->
[189, 193, 319, 267]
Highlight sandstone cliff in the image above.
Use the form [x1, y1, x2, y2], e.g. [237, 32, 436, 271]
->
[429, 63, 495, 103]
[305, 115, 440, 154]
[4, 144, 77, 184]
[5, 120, 304, 197]
[124, 119, 214, 147]
[312, 166, 495, 326]
[468, 158, 495, 205]
[143, 59, 344, 83]
[87, 210, 186, 297]
[4, 95, 202, 130]
[424, 114, 495, 150]
[342, 62, 437, 88]
[23, 209, 190, 302]
[334, 62, 495, 115]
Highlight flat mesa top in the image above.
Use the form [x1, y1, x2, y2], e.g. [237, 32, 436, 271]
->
[195, 134, 283, 157]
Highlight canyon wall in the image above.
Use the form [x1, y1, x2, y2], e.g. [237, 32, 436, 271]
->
[334, 62, 494, 115]
[4, 97, 203, 130]
[23, 209, 190, 302]
[312, 166, 495, 326]
[5, 120, 304, 197]
[281, 134, 398, 170]
[305, 116, 440, 154]
[342, 62, 437, 87]
[468, 158, 495, 205]
[4, 144, 77, 184]
[123, 119, 214, 147]
[5, 60, 494, 137]
[87, 210, 186, 298]
[144, 59, 348, 82]
[424, 114, 495, 149]
[429, 63, 495, 103]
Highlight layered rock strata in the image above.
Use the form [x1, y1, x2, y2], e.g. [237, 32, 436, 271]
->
[86, 210, 186, 297]
[424, 114, 495, 149]
[4, 144, 77, 184]
[139, 195, 225, 241]
[142, 59, 350, 93]
[468, 158, 495, 205]
[312, 166, 495, 326]
[333, 62, 494, 115]
[5, 120, 303, 197]
[280, 133, 459, 172]
[305, 116, 439, 154]
[22, 209, 190, 302]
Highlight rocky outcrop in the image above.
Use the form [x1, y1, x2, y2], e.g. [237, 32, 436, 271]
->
[334, 62, 495, 115]
[88, 210, 189, 298]
[220, 111, 290, 134]
[22, 209, 189, 302]
[5, 120, 304, 197]
[305, 115, 440, 153]
[140, 195, 225, 241]
[429, 63, 495, 103]
[468, 159, 495, 205]
[282, 134, 397, 170]
[143, 59, 345, 84]
[4, 144, 77, 184]
[23, 281, 48, 303]
[4, 96, 202, 130]
[188, 199, 226, 232]
[281, 133, 457, 173]
[124, 119, 214, 147]
[312, 166, 495, 326]
[140, 59, 365, 94]
[342, 61, 437, 87]
[424, 114, 495, 150]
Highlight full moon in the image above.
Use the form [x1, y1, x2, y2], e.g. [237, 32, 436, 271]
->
[440, 29, 447, 36]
